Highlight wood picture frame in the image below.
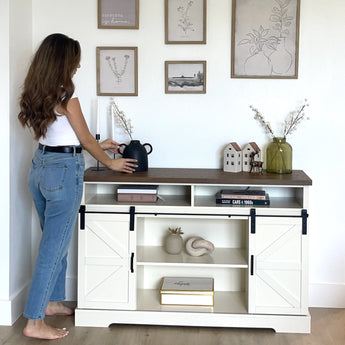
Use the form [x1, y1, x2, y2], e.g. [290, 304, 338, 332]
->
[165, 0, 207, 44]
[98, 0, 139, 29]
[96, 47, 138, 96]
[231, 0, 300, 79]
[165, 60, 206, 94]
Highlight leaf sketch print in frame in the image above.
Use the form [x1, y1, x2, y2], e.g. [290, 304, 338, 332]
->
[165, 0, 207, 44]
[231, 0, 300, 79]
[97, 47, 138, 96]
[98, 0, 139, 29]
[165, 61, 206, 94]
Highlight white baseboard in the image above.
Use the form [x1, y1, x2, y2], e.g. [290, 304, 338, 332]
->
[309, 282, 345, 308]
[0, 283, 29, 326]
[0, 300, 12, 326]
[0, 276, 78, 326]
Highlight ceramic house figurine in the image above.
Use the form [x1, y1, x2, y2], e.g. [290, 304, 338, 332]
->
[223, 142, 242, 173]
[242, 142, 261, 172]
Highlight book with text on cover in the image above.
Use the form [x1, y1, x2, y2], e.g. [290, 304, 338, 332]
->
[160, 277, 214, 306]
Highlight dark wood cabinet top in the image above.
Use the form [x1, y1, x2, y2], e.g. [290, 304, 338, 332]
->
[84, 168, 312, 186]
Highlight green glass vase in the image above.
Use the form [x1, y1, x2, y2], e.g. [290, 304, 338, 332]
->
[266, 137, 292, 174]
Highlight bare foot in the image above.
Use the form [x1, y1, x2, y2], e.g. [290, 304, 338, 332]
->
[23, 319, 69, 340]
[45, 301, 75, 316]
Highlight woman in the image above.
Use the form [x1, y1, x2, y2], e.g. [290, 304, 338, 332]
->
[18, 33, 137, 340]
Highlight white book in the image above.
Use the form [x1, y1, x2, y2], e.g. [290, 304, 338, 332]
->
[160, 277, 214, 306]
[160, 293, 214, 306]
[117, 185, 158, 194]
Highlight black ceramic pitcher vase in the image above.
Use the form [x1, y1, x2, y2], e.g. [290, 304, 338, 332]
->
[118, 140, 153, 172]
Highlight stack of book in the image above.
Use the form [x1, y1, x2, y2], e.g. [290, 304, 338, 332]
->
[117, 185, 158, 203]
[216, 189, 270, 206]
[160, 277, 214, 306]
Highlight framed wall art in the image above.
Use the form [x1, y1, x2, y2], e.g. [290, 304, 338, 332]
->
[165, 0, 207, 44]
[165, 61, 206, 94]
[96, 47, 138, 96]
[231, 0, 300, 79]
[98, 0, 139, 29]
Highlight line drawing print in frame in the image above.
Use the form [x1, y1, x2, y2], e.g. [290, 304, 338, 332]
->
[97, 47, 138, 96]
[231, 0, 300, 79]
[165, 0, 207, 44]
[98, 0, 139, 29]
[165, 61, 206, 94]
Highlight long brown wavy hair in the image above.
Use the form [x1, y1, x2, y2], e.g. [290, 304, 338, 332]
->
[18, 33, 81, 140]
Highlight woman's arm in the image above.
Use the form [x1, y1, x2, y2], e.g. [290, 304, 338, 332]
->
[64, 97, 137, 173]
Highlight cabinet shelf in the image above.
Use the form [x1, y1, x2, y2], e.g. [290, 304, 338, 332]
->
[82, 168, 311, 210]
[85, 193, 191, 207]
[86, 194, 303, 210]
[137, 246, 248, 268]
[137, 290, 247, 314]
[194, 196, 303, 209]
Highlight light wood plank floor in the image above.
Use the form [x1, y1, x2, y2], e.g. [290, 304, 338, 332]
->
[0, 308, 344, 345]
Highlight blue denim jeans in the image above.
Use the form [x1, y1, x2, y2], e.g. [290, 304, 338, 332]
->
[23, 148, 84, 320]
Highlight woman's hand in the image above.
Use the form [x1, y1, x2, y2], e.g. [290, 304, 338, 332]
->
[99, 139, 121, 154]
[100, 139, 137, 173]
[108, 158, 138, 173]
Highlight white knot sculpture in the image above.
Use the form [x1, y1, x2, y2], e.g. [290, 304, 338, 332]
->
[185, 237, 215, 257]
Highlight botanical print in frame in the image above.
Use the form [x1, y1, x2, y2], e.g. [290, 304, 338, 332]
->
[231, 0, 300, 79]
[165, 0, 207, 44]
[97, 47, 138, 96]
[165, 61, 206, 94]
[98, 0, 139, 29]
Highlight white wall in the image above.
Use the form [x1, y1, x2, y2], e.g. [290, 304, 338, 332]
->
[9, 0, 34, 323]
[0, 0, 33, 325]
[1, 0, 343, 325]
[0, 0, 11, 324]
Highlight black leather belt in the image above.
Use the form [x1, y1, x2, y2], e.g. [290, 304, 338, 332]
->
[38, 143, 82, 153]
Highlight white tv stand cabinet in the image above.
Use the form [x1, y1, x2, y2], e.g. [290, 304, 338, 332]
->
[76, 168, 312, 333]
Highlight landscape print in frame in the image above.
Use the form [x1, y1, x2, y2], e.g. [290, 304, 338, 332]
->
[165, 61, 206, 94]
[231, 0, 300, 79]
